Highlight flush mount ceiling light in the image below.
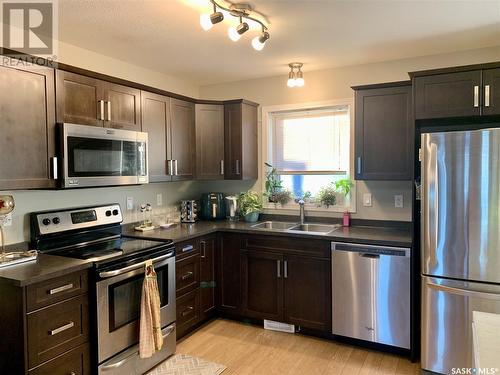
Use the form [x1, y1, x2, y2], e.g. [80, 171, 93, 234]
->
[287, 63, 305, 88]
[199, 0, 270, 50]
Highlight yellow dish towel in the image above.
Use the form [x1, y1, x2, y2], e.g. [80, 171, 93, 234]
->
[139, 261, 163, 358]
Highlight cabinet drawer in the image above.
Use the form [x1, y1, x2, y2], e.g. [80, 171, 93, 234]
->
[29, 343, 90, 375]
[176, 288, 200, 338]
[27, 270, 88, 312]
[27, 294, 89, 368]
[175, 239, 200, 261]
[176, 254, 200, 296]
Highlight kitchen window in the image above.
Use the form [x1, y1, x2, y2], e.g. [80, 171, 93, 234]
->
[264, 102, 354, 211]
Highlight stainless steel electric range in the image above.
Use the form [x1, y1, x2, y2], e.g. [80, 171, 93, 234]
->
[30, 203, 176, 375]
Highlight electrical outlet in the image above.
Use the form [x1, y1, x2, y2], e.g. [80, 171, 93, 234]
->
[2, 213, 12, 227]
[156, 193, 163, 206]
[395, 194, 404, 208]
[363, 193, 372, 207]
[126, 197, 134, 211]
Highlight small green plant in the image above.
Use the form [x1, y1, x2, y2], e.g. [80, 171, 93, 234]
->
[264, 163, 283, 202]
[316, 183, 337, 208]
[273, 190, 293, 205]
[238, 191, 263, 216]
[335, 178, 353, 198]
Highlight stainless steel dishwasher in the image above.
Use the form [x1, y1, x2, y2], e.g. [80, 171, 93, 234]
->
[331, 241, 410, 349]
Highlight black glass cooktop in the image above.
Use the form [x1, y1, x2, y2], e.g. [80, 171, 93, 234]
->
[49, 236, 173, 262]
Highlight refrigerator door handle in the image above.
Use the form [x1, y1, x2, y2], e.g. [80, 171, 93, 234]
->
[426, 278, 500, 300]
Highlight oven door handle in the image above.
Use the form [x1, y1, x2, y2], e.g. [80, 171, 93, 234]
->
[98, 251, 174, 279]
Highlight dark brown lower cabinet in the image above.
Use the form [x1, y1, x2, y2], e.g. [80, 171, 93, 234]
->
[241, 250, 283, 321]
[199, 236, 216, 320]
[283, 255, 331, 331]
[28, 343, 90, 375]
[217, 233, 243, 314]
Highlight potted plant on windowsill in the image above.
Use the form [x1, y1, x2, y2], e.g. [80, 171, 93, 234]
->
[238, 191, 263, 223]
[335, 178, 353, 227]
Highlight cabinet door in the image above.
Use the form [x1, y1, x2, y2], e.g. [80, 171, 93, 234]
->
[483, 68, 500, 116]
[241, 250, 283, 321]
[355, 84, 413, 180]
[170, 98, 195, 181]
[56, 70, 103, 127]
[283, 255, 331, 331]
[414, 71, 482, 119]
[217, 234, 242, 314]
[195, 104, 224, 180]
[199, 236, 216, 320]
[0, 61, 57, 189]
[224, 103, 242, 180]
[240, 103, 258, 179]
[104, 82, 141, 131]
[141, 91, 171, 182]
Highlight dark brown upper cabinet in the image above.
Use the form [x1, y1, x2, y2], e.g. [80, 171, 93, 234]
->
[56, 70, 141, 131]
[354, 82, 413, 181]
[195, 104, 225, 180]
[224, 100, 258, 180]
[0, 59, 57, 190]
[414, 71, 482, 119]
[482, 68, 500, 116]
[170, 99, 196, 181]
[141, 91, 171, 182]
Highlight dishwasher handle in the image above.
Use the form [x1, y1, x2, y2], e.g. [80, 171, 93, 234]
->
[331, 242, 410, 257]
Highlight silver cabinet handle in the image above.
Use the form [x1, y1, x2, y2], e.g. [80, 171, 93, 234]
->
[182, 244, 194, 253]
[49, 282, 73, 295]
[99, 100, 105, 120]
[284, 260, 288, 279]
[175, 160, 178, 176]
[277, 260, 281, 278]
[474, 85, 479, 107]
[107, 101, 111, 121]
[181, 271, 193, 280]
[168, 160, 173, 176]
[49, 321, 74, 336]
[220, 160, 224, 175]
[200, 240, 206, 258]
[235, 159, 240, 175]
[485, 85, 490, 107]
[357, 157, 362, 175]
[181, 306, 194, 317]
[51, 156, 58, 180]
[99, 251, 174, 278]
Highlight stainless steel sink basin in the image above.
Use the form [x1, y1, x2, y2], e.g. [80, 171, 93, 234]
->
[251, 221, 297, 230]
[287, 223, 341, 235]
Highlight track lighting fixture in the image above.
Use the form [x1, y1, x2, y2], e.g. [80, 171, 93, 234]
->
[199, 0, 270, 50]
[200, 3, 224, 31]
[287, 63, 305, 88]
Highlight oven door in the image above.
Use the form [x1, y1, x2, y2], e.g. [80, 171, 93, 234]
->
[96, 251, 175, 363]
[62, 123, 148, 188]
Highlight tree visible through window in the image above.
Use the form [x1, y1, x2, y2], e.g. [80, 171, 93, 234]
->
[268, 105, 351, 207]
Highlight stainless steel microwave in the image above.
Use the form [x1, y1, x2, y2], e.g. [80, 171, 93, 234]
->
[61, 123, 148, 188]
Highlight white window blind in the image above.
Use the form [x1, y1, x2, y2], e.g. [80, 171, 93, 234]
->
[271, 107, 350, 173]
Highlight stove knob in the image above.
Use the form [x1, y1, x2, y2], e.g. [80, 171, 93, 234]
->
[52, 217, 60, 225]
[105, 210, 112, 217]
[42, 218, 51, 226]
[112, 209, 119, 216]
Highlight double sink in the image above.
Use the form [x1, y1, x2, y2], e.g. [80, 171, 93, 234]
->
[251, 221, 341, 235]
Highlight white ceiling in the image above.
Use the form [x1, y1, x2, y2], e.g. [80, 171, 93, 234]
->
[58, 0, 500, 86]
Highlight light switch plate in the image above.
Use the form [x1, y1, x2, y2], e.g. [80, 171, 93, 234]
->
[156, 193, 163, 206]
[363, 193, 372, 207]
[126, 197, 134, 211]
[395, 194, 404, 208]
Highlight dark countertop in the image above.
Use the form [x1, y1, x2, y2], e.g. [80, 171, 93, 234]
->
[0, 219, 411, 287]
[0, 253, 92, 287]
[124, 220, 413, 248]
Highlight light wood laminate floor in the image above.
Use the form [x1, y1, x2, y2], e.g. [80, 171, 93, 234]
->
[177, 319, 420, 375]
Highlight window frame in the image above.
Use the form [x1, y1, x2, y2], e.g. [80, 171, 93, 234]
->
[261, 99, 356, 213]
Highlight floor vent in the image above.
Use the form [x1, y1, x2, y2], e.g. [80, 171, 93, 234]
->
[263, 319, 295, 333]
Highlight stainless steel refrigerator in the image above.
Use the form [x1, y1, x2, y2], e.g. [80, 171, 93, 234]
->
[421, 127, 500, 374]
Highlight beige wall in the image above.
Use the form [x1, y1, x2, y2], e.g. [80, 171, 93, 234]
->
[199, 46, 500, 222]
